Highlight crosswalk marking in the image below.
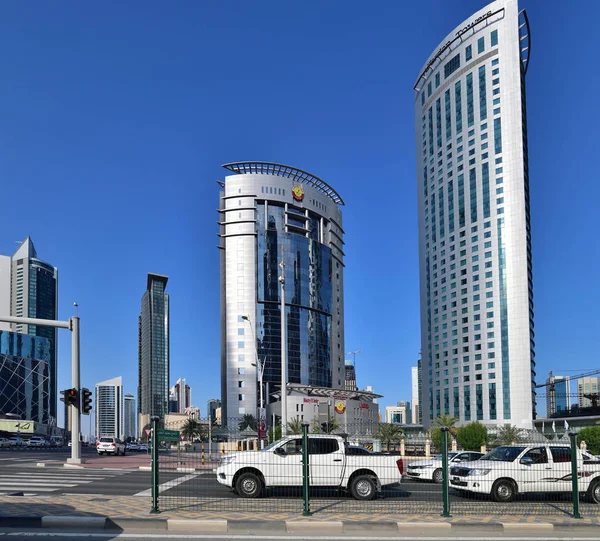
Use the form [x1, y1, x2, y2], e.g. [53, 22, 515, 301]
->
[134, 473, 199, 497]
[0, 467, 130, 495]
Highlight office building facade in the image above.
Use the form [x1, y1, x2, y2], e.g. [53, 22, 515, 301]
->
[95, 376, 124, 440]
[411, 365, 420, 424]
[415, 0, 535, 428]
[546, 373, 570, 417]
[138, 273, 170, 432]
[578, 377, 599, 408]
[0, 238, 58, 421]
[123, 393, 136, 440]
[0, 331, 51, 424]
[218, 162, 345, 422]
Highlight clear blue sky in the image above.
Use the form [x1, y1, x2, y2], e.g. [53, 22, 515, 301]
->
[1, 1, 598, 430]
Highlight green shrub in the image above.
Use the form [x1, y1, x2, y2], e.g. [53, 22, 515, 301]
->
[577, 426, 600, 455]
[456, 422, 488, 451]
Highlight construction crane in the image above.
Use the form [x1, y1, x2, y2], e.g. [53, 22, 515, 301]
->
[535, 369, 600, 391]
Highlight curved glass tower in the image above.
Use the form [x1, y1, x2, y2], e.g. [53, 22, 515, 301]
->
[218, 162, 345, 422]
[415, 0, 535, 428]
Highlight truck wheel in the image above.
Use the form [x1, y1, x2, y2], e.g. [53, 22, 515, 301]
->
[433, 468, 443, 484]
[236, 472, 263, 498]
[492, 479, 516, 503]
[586, 479, 600, 504]
[350, 475, 377, 501]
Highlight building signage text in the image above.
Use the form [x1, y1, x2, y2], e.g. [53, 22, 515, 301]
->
[303, 398, 319, 404]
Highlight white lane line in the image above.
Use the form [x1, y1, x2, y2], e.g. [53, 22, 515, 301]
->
[134, 473, 199, 496]
[0, 481, 78, 486]
[0, 486, 71, 491]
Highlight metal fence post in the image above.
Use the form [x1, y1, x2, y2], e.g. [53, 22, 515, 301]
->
[441, 427, 451, 518]
[569, 431, 582, 519]
[301, 422, 312, 516]
[150, 415, 160, 514]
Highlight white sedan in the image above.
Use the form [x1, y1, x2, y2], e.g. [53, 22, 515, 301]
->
[406, 451, 484, 483]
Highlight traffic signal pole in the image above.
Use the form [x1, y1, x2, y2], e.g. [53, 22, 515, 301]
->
[0, 314, 82, 464]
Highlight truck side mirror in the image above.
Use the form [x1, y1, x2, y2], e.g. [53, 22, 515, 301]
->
[274, 447, 286, 456]
[520, 456, 533, 466]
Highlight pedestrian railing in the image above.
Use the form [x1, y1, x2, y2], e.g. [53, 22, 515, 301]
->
[146, 417, 600, 518]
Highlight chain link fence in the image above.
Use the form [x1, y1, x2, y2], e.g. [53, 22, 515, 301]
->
[148, 417, 600, 517]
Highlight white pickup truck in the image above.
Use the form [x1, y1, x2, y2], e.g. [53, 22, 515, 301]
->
[216, 434, 403, 500]
[450, 444, 600, 503]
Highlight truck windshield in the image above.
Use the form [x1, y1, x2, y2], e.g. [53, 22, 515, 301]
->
[480, 446, 526, 462]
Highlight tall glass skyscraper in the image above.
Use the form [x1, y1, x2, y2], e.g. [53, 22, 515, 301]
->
[123, 393, 136, 440]
[218, 162, 345, 422]
[138, 273, 170, 432]
[0, 237, 58, 421]
[95, 376, 123, 440]
[415, 0, 535, 428]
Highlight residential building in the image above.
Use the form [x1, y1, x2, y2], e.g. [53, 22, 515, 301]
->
[169, 378, 191, 414]
[0, 238, 58, 421]
[415, 0, 535, 428]
[95, 376, 124, 440]
[344, 358, 357, 391]
[578, 377, 600, 408]
[138, 273, 170, 433]
[411, 365, 419, 424]
[217, 162, 345, 424]
[0, 331, 51, 424]
[123, 393, 136, 440]
[546, 373, 570, 417]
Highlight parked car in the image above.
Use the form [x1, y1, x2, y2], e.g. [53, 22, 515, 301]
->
[27, 437, 49, 448]
[97, 437, 126, 456]
[126, 442, 139, 452]
[407, 451, 484, 483]
[9, 437, 25, 447]
[217, 434, 403, 500]
[138, 443, 148, 452]
[450, 444, 600, 503]
[0, 438, 11, 448]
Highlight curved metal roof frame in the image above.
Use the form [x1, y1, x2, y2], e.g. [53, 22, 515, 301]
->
[222, 161, 345, 205]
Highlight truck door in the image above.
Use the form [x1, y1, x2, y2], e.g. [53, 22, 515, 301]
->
[309, 438, 344, 487]
[548, 446, 575, 493]
[516, 446, 551, 493]
[269, 437, 304, 487]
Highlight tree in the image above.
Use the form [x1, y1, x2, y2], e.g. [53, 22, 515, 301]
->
[431, 427, 451, 452]
[182, 419, 201, 442]
[268, 424, 282, 443]
[310, 415, 340, 434]
[577, 426, 600, 455]
[495, 424, 524, 445]
[433, 414, 459, 436]
[287, 417, 304, 435]
[456, 422, 488, 451]
[238, 414, 257, 431]
[376, 423, 403, 452]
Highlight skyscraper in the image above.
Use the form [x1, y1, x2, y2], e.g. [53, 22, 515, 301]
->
[123, 393, 136, 440]
[415, 0, 535, 428]
[218, 162, 345, 422]
[138, 273, 170, 432]
[577, 377, 599, 408]
[169, 378, 191, 414]
[0, 237, 58, 421]
[95, 376, 124, 440]
[546, 373, 570, 417]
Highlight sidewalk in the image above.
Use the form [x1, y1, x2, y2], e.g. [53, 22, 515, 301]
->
[1, 494, 599, 532]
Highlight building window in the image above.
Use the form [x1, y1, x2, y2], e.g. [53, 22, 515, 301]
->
[466, 45, 472, 61]
[445, 90, 451, 141]
[479, 66, 487, 122]
[428, 81, 432, 97]
[491, 30, 498, 47]
[455, 81, 462, 134]
[466, 73, 474, 127]
[469, 168, 477, 223]
[444, 54, 461, 79]
[435, 72, 440, 88]
[494, 118, 502, 154]
[477, 37, 484, 54]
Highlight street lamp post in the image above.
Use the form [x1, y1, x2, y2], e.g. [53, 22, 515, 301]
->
[279, 248, 287, 437]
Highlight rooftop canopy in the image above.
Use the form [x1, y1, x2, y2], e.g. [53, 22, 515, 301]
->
[270, 383, 382, 401]
[222, 161, 344, 206]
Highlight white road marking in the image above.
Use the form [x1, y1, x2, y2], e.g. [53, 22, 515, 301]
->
[134, 473, 199, 496]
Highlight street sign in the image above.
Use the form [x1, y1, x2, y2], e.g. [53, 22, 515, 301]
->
[258, 407, 267, 439]
[144, 428, 152, 437]
[157, 429, 180, 442]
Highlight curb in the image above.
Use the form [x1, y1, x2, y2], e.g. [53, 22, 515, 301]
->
[1, 516, 600, 532]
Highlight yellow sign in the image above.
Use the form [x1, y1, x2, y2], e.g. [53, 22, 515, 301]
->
[334, 400, 346, 414]
[292, 185, 304, 202]
[0, 420, 34, 433]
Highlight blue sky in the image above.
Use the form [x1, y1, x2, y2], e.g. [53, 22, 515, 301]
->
[1, 0, 598, 431]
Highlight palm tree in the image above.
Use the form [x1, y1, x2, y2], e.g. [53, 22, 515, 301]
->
[433, 414, 459, 436]
[182, 419, 201, 442]
[287, 417, 304, 435]
[238, 413, 257, 431]
[495, 424, 524, 445]
[376, 423, 404, 452]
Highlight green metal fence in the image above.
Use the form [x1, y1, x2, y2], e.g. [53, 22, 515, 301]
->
[147, 418, 600, 518]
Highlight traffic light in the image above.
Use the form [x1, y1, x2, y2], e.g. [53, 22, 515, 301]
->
[60, 388, 79, 408]
[81, 388, 92, 415]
